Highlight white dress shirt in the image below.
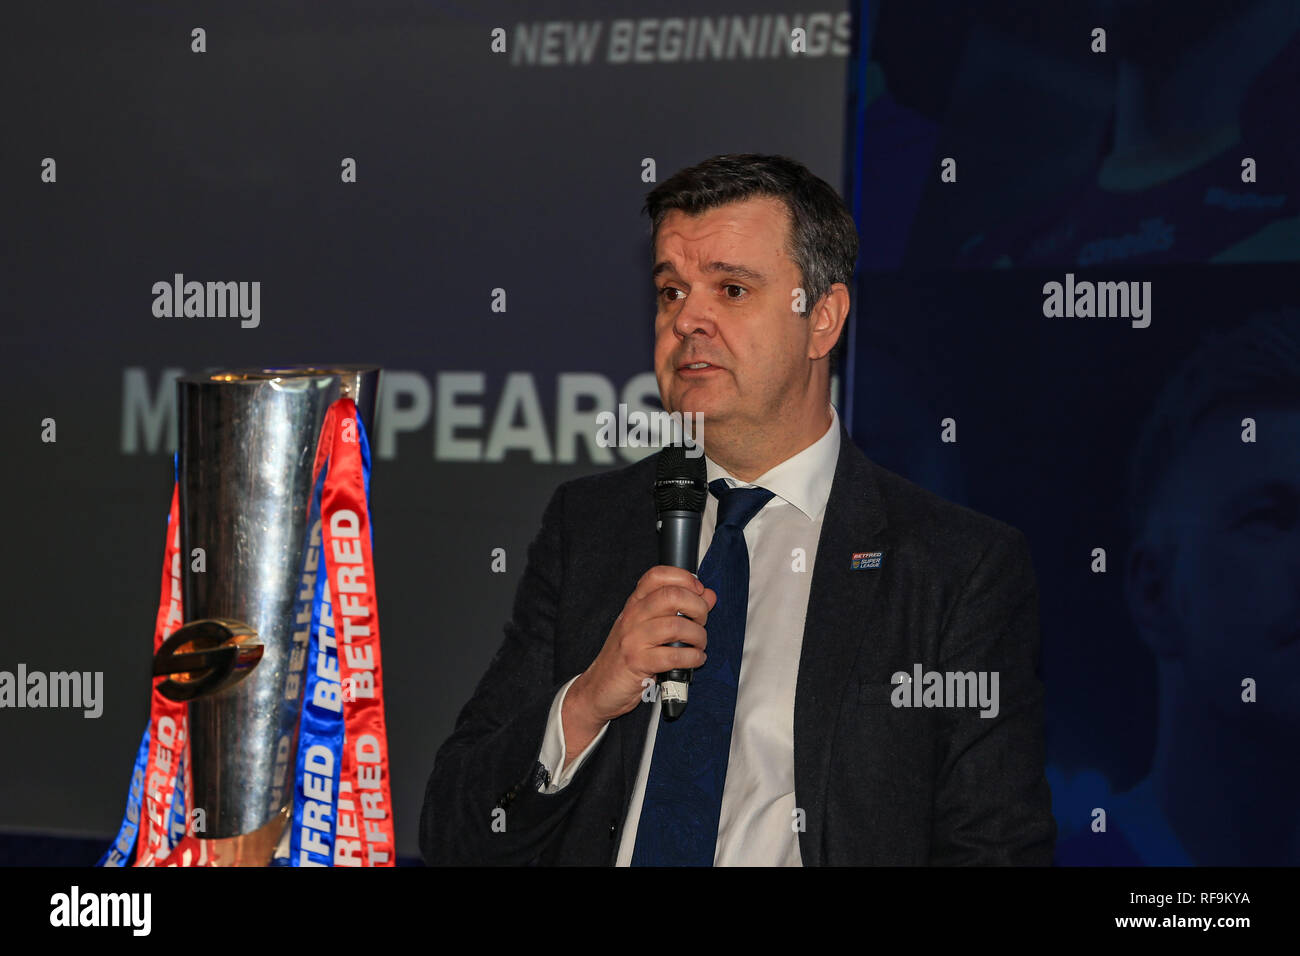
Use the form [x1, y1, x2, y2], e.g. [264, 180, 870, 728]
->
[536, 404, 842, 865]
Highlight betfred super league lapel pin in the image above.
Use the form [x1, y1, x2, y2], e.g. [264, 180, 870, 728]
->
[851, 551, 883, 570]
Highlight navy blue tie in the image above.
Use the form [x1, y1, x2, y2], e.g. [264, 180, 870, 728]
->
[631, 478, 775, 866]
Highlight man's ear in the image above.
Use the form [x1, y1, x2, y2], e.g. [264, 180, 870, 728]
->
[1124, 538, 1184, 660]
[808, 283, 851, 361]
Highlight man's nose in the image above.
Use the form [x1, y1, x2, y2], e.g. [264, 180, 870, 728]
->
[673, 292, 716, 338]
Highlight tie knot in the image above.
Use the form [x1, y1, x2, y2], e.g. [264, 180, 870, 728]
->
[709, 478, 774, 531]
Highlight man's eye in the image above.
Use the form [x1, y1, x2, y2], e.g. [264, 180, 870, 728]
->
[724, 284, 746, 298]
[658, 287, 683, 303]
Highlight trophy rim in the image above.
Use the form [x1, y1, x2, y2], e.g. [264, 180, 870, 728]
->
[177, 365, 380, 387]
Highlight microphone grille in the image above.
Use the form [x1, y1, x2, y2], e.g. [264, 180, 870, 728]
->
[654, 444, 707, 512]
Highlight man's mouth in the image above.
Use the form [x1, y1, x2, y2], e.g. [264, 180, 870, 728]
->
[679, 361, 721, 371]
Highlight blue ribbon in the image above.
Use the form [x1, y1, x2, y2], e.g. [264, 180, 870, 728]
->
[166, 747, 188, 850]
[97, 727, 150, 866]
[286, 459, 341, 866]
[286, 407, 373, 866]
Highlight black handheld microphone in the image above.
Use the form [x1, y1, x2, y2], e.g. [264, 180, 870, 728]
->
[653, 444, 708, 720]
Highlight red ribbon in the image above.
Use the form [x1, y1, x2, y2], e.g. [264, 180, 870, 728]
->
[318, 398, 396, 865]
[135, 483, 204, 866]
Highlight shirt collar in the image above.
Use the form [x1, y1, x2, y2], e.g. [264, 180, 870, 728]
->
[704, 404, 841, 522]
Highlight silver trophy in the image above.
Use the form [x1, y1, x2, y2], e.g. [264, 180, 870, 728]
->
[153, 365, 379, 865]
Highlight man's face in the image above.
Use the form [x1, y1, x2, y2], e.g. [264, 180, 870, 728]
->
[652, 197, 813, 433]
[1134, 404, 1300, 727]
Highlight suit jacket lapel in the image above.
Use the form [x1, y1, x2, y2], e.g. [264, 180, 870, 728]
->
[794, 425, 888, 865]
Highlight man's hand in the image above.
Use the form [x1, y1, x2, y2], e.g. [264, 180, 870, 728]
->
[561, 566, 716, 765]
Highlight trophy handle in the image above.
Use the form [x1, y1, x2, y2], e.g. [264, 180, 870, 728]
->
[153, 619, 264, 702]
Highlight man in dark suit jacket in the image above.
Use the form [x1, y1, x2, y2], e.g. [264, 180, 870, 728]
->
[420, 154, 1055, 865]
